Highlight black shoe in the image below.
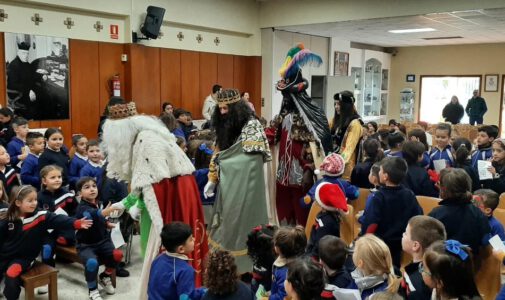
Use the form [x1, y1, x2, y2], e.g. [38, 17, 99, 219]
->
[116, 267, 130, 277]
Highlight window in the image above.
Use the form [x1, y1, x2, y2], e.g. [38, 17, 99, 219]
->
[419, 76, 481, 124]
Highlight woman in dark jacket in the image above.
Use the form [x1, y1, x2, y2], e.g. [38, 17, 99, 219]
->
[442, 96, 465, 124]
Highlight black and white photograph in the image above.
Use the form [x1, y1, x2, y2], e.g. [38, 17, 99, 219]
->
[5, 32, 69, 120]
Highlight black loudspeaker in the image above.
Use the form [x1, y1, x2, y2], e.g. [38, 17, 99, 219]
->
[140, 6, 166, 39]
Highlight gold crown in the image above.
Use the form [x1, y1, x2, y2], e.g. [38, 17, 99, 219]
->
[108, 102, 138, 120]
[216, 89, 241, 105]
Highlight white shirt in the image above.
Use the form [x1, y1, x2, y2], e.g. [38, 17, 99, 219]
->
[202, 94, 217, 121]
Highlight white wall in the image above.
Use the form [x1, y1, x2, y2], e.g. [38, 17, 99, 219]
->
[0, 0, 262, 55]
[261, 29, 329, 120]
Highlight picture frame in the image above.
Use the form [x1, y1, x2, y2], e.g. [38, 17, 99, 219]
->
[333, 51, 349, 76]
[406, 74, 415, 82]
[484, 74, 499, 92]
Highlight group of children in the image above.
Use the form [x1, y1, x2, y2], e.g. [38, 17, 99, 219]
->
[0, 111, 130, 300]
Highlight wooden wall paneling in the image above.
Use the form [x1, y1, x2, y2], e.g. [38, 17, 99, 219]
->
[0, 33, 5, 108]
[69, 39, 100, 140]
[248, 56, 262, 115]
[160, 49, 182, 110]
[217, 54, 234, 89]
[198, 52, 217, 119]
[126, 44, 161, 116]
[233, 55, 247, 94]
[180, 50, 200, 117]
[98, 42, 125, 115]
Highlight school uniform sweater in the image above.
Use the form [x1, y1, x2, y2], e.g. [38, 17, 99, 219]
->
[0, 210, 80, 261]
[202, 281, 253, 300]
[471, 145, 492, 169]
[75, 199, 110, 245]
[307, 211, 341, 258]
[327, 269, 354, 289]
[20, 152, 40, 188]
[193, 168, 215, 205]
[429, 145, 453, 169]
[429, 198, 490, 255]
[402, 164, 438, 197]
[38, 148, 70, 186]
[420, 152, 430, 169]
[79, 161, 104, 189]
[148, 253, 205, 300]
[302, 176, 359, 209]
[99, 175, 128, 207]
[270, 257, 289, 300]
[454, 160, 481, 192]
[384, 150, 403, 158]
[0, 165, 20, 195]
[489, 215, 505, 241]
[7, 137, 25, 169]
[69, 153, 87, 187]
[37, 188, 77, 216]
[482, 163, 505, 195]
[399, 261, 432, 300]
[350, 160, 374, 189]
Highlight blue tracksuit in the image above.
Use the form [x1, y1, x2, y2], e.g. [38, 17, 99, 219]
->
[471, 146, 492, 170]
[429, 145, 453, 170]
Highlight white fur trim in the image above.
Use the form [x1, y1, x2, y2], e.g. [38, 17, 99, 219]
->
[314, 169, 321, 175]
[138, 222, 162, 300]
[314, 182, 336, 211]
[142, 185, 164, 235]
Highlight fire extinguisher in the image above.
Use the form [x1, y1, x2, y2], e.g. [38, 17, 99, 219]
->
[110, 74, 121, 97]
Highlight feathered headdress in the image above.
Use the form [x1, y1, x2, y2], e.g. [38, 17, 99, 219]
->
[278, 43, 323, 79]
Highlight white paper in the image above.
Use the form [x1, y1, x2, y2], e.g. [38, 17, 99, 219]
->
[489, 234, 505, 251]
[111, 221, 125, 249]
[332, 287, 361, 300]
[54, 207, 68, 216]
[433, 159, 447, 173]
[478, 160, 493, 180]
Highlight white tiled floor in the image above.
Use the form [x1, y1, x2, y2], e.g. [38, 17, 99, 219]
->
[17, 236, 142, 300]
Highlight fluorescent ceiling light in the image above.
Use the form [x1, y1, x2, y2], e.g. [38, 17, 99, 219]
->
[389, 28, 436, 34]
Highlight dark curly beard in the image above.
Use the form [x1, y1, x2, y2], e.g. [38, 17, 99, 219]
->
[212, 100, 253, 151]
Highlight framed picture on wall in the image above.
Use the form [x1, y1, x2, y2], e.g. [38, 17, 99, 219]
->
[333, 51, 349, 76]
[4, 32, 69, 120]
[485, 74, 499, 92]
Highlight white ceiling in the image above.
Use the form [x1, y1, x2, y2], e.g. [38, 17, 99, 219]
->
[278, 8, 505, 47]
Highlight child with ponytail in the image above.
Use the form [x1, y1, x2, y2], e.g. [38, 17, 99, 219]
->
[452, 137, 480, 192]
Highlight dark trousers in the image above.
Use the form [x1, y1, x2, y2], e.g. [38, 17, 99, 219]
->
[469, 116, 483, 125]
[0, 259, 33, 300]
[77, 239, 118, 289]
[385, 239, 402, 269]
[42, 229, 76, 266]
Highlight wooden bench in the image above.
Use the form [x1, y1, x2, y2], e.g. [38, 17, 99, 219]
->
[55, 245, 116, 287]
[21, 261, 58, 300]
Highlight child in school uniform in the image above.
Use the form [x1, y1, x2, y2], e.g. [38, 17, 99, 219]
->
[20, 132, 44, 189]
[38, 165, 78, 252]
[0, 145, 20, 195]
[471, 125, 498, 169]
[246, 224, 278, 294]
[429, 123, 454, 171]
[69, 134, 88, 188]
[79, 140, 104, 188]
[6, 117, 29, 171]
[0, 108, 14, 147]
[318, 235, 353, 292]
[192, 141, 215, 222]
[148, 222, 206, 300]
[482, 138, 505, 195]
[473, 189, 505, 241]
[399, 216, 446, 300]
[0, 185, 92, 300]
[358, 162, 382, 236]
[74, 176, 122, 300]
[301, 153, 359, 210]
[407, 128, 431, 169]
[402, 141, 438, 197]
[429, 168, 490, 256]
[384, 131, 405, 158]
[361, 156, 423, 267]
[351, 138, 384, 189]
[284, 258, 325, 300]
[452, 138, 481, 192]
[306, 182, 348, 259]
[268, 226, 307, 300]
[38, 128, 70, 187]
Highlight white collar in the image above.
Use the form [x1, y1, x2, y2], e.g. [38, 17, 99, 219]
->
[89, 160, 104, 168]
[165, 252, 191, 261]
[74, 152, 87, 160]
[273, 256, 288, 267]
[29, 151, 41, 158]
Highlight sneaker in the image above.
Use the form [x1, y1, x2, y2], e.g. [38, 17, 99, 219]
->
[37, 285, 48, 294]
[89, 289, 103, 300]
[99, 274, 115, 295]
[116, 267, 130, 277]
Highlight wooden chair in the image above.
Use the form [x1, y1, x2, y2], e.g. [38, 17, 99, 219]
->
[499, 193, 505, 210]
[21, 261, 58, 300]
[340, 205, 354, 245]
[351, 188, 370, 213]
[416, 196, 441, 215]
[305, 201, 322, 240]
[475, 245, 501, 300]
[55, 245, 116, 287]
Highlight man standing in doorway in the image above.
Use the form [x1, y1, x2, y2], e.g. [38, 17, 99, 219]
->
[202, 84, 222, 122]
[465, 89, 487, 125]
